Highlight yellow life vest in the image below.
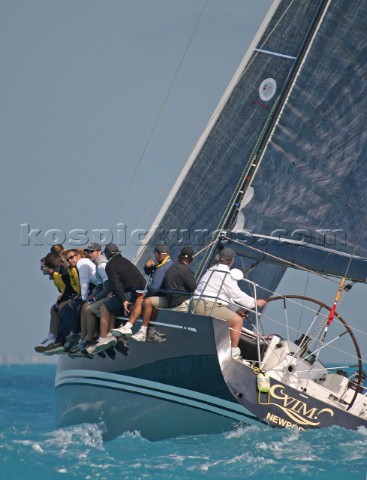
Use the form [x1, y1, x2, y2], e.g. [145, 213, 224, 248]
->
[68, 267, 81, 295]
[52, 271, 64, 300]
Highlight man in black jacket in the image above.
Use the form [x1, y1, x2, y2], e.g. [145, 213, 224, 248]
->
[87, 243, 146, 354]
[162, 245, 196, 310]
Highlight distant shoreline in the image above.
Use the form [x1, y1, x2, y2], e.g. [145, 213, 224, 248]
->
[0, 354, 57, 365]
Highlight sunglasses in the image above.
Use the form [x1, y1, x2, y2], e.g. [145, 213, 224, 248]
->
[67, 254, 77, 261]
[84, 249, 95, 253]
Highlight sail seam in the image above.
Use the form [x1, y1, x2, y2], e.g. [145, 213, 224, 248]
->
[254, 48, 296, 60]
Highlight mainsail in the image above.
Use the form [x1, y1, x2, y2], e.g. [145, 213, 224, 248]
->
[135, 0, 367, 294]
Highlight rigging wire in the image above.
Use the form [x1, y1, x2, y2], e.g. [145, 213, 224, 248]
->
[257, 297, 363, 367]
[297, 271, 310, 334]
[260, 287, 367, 343]
[133, 162, 185, 230]
[319, 210, 367, 344]
[110, 0, 209, 231]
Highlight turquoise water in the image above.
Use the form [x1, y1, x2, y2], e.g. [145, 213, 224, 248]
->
[1, 364, 367, 480]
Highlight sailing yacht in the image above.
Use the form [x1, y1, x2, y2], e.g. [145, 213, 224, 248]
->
[55, 0, 367, 440]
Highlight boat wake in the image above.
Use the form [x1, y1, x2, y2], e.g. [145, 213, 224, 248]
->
[5, 422, 367, 479]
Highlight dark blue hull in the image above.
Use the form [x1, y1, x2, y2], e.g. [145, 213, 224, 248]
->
[55, 310, 367, 440]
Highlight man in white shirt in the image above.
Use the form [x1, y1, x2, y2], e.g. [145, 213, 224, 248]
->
[84, 243, 109, 304]
[69, 243, 111, 355]
[192, 247, 266, 361]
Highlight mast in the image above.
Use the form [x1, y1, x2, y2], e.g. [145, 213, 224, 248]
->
[196, 0, 331, 279]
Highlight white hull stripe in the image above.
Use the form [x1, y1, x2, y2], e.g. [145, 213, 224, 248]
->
[255, 48, 297, 60]
[56, 369, 258, 424]
[116, 317, 198, 333]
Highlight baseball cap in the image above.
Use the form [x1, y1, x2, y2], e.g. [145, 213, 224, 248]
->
[104, 243, 120, 255]
[84, 242, 101, 252]
[155, 244, 169, 254]
[180, 245, 194, 258]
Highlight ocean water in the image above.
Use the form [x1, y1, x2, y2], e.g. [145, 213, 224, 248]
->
[1, 364, 367, 480]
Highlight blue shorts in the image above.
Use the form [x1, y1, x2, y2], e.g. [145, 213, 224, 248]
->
[104, 291, 139, 315]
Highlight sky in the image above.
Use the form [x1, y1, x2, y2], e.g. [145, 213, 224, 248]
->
[1, 0, 366, 363]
